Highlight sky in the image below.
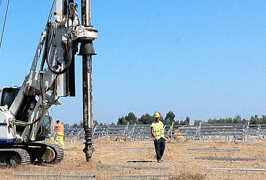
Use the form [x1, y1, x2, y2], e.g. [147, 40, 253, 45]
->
[1, 1, 266, 125]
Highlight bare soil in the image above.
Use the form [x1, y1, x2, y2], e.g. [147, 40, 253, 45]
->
[1, 137, 266, 180]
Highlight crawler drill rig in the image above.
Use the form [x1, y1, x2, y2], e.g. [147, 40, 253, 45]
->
[0, 0, 97, 165]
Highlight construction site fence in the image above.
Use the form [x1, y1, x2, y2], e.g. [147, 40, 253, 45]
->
[58, 123, 266, 143]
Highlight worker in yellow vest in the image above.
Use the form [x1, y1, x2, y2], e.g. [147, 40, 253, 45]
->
[151, 112, 165, 163]
[54, 120, 64, 148]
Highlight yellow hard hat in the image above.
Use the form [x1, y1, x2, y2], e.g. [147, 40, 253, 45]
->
[154, 112, 160, 118]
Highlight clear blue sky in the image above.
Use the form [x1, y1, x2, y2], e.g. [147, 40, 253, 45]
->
[1, 1, 266, 125]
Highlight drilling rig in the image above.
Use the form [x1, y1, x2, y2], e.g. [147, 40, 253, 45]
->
[0, 0, 97, 165]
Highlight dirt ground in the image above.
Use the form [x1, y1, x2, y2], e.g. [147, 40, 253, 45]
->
[1, 137, 266, 180]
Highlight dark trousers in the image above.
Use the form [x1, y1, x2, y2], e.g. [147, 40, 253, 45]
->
[154, 137, 165, 161]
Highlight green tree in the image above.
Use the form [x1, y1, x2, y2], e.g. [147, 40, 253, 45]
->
[226, 118, 233, 123]
[125, 112, 137, 125]
[164, 111, 175, 125]
[194, 120, 202, 126]
[241, 118, 249, 124]
[117, 116, 127, 125]
[233, 115, 241, 123]
[261, 115, 266, 124]
[250, 115, 260, 124]
[71, 123, 79, 128]
[185, 116, 190, 125]
[79, 121, 83, 128]
[173, 120, 180, 126]
[180, 116, 190, 125]
[102, 123, 108, 128]
[93, 120, 99, 127]
[138, 113, 154, 124]
[207, 118, 215, 124]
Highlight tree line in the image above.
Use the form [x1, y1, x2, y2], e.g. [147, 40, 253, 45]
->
[62, 113, 266, 128]
[117, 112, 266, 126]
[63, 120, 114, 129]
[117, 111, 190, 126]
[196, 114, 266, 125]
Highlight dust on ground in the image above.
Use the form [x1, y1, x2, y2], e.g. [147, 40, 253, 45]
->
[1, 137, 266, 180]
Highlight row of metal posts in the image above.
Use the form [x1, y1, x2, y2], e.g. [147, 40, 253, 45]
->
[60, 123, 266, 142]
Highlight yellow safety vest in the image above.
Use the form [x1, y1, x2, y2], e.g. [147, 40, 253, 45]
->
[152, 121, 164, 140]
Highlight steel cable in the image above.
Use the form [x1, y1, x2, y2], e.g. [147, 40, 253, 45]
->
[0, 0, 10, 51]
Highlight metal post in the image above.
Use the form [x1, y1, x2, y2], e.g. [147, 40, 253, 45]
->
[81, 0, 91, 26]
[79, 0, 96, 162]
[82, 54, 94, 162]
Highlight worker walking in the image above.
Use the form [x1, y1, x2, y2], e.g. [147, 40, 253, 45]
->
[54, 120, 64, 148]
[151, 112, 165, 163]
